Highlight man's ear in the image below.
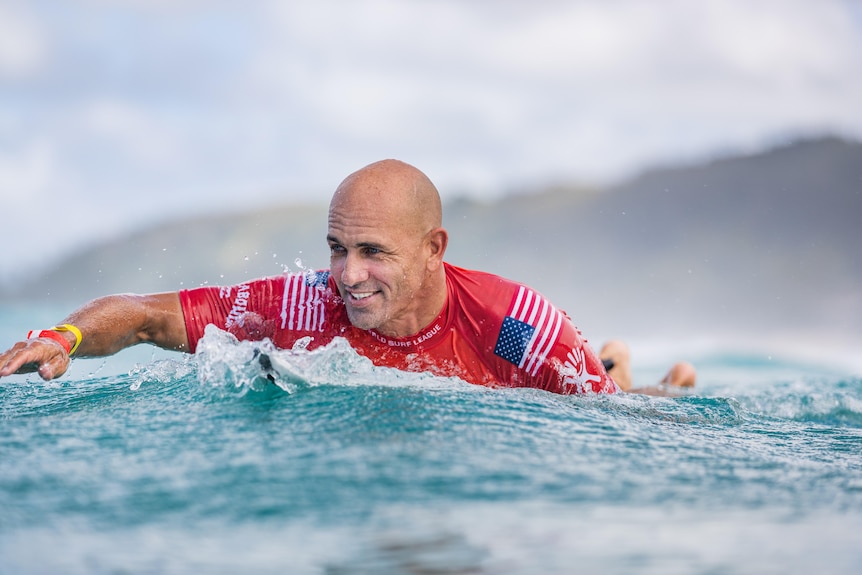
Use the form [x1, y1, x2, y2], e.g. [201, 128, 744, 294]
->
[425, 227, 449, 270]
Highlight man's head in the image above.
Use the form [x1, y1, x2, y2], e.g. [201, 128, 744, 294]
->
[327, 159, 449, 337]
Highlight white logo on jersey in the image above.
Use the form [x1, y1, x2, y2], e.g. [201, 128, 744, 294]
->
[560, 347, 602, 393]
[225, 284, 251, 327]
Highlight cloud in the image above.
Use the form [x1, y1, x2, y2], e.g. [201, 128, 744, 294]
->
[0, 2, 46, 79]
[0, 140, 55, 207]
[1, 0, 861, 283]
[247, 0, 862, 184]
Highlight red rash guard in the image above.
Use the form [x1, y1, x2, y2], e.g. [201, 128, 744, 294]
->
[179, 263, 618, 395]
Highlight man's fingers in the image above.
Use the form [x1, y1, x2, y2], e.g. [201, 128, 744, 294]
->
[37, 352, 71, 381]
[0, 340, 69, 380]
[9, 360, 41, 375]
[0, 344, 31, 376]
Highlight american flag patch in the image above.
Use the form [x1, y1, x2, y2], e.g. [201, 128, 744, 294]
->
[494, 286, 564, 376]
[280, 271, 330, 331]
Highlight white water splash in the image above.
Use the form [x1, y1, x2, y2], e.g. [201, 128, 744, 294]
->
[128, 357, 196, 391]
[192, 325, 474, 395]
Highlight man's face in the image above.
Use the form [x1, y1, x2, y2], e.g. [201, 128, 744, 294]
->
[327, 194, 431, 337]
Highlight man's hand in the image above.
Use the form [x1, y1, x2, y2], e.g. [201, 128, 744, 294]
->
[0, 338, 71, 381]
[0, 292, 188, 383]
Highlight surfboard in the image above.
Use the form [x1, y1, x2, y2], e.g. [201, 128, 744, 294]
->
[254, 347, 308, 388]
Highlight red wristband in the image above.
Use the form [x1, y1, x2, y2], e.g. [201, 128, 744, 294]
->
[27, 329, 73, 354]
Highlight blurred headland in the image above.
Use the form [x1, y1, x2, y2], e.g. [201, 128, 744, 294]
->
[3, 136, 861, 363]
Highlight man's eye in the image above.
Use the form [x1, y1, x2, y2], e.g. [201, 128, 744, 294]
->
[329, 245, 345, 255]
[363, 247, 381, 256]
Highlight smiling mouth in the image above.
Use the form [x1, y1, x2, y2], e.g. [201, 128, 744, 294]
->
[350, 292, 375, 300]
[345, 289, 379, 303]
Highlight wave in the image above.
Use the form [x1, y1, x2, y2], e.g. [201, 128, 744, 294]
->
[189, 325, 477, 396]
[3, 327, 860, 575]
[731, 378, 862, 428]
[111, 326, 862, 432]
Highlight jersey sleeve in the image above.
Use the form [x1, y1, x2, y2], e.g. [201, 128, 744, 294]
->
[487, 282, 618, 394]
[178, 276, 285, 353]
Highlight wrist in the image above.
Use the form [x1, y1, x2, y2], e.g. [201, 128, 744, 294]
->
[26, 324, 83, 356]
[52, 324, 83, 355]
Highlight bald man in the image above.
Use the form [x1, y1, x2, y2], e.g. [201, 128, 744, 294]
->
[0, 160, 695, 394]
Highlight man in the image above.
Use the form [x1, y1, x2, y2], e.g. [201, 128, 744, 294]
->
[0, 160, 695, 394]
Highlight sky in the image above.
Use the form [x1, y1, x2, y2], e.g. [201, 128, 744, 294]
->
[2, 0, 862, 284]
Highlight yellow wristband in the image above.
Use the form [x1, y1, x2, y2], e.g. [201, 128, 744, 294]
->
[51, 324, 83, 356]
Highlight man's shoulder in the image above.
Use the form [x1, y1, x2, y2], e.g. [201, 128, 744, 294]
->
[443, 262, 527, 315]
[443, 262, 567, 324]
[443, 262, 522, 290]
[236, 269, 333, 290]
[182, 270, 337, 308]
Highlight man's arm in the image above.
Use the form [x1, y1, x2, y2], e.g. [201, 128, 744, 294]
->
[0, 292, 189, 381]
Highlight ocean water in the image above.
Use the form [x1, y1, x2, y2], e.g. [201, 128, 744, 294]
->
[1, 306, 861, 574]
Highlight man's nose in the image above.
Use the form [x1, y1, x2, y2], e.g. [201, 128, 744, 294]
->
[341, 252, 369, 286]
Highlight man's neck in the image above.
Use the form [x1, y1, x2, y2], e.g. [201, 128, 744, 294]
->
[376, 266, 448, 338]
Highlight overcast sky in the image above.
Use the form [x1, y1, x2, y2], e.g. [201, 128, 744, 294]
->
[2, 0, 861, 283]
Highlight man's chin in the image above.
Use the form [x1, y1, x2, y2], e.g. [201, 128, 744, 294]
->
[345, 307, 383, 331]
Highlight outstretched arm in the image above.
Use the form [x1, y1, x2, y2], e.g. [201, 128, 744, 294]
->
[599, 339, 696, 395]
[0, 292, 189, 381]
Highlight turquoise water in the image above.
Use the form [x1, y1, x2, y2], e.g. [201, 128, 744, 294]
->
[1, 309, 861, 574]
